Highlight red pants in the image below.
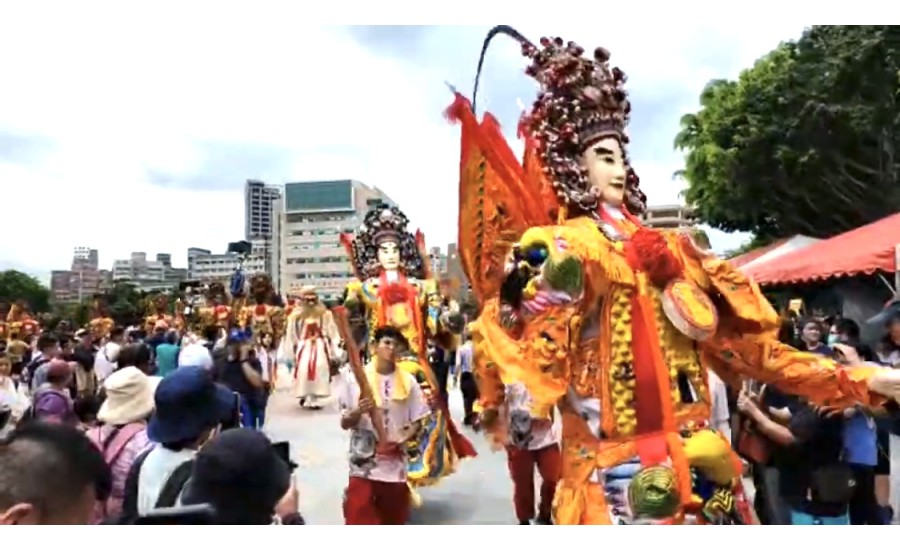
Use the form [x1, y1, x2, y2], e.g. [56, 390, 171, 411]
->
[343, 477, 411, 525]
[506, 444, 561, 523]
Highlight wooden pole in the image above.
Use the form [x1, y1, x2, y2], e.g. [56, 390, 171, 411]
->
[332, 306, 387, 442]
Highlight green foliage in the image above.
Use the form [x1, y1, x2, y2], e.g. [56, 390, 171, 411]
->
[675, 26, 900, 241]
[106, 282, 146, 327]
[0, 270, 51, 312]
[458, 294, 479, 319]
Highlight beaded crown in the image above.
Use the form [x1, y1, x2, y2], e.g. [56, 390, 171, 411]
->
[350, 204, 426, 280]
[473, 26, 646, 216]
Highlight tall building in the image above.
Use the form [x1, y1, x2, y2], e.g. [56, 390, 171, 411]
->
[244, 179, 282, 240]
[187, 247, 211, 276]
[245, 180, 283, 284]
[277, 179, 393, 302]
[429, 246, 447, 278]
[112, 251, 187, 293]
[50, 247, 110, 303]
[270, 198, 283, 293]
[640, 204, 696, 230]
[441, 243, 469, 302]
[188, 247, 266, 283]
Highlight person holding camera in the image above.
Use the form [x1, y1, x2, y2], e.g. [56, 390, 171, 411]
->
[180, 429, 304, 524]
[215, 329, 266, 430]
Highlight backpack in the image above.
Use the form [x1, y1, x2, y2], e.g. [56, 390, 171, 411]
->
[118, 448, 195, 522]
[20, 389, 69, 424]
[23, 356, 50, 388]
[90, 424, 145, 521]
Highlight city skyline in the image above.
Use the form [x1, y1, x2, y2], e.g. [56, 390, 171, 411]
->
[40, 180, 698, 298]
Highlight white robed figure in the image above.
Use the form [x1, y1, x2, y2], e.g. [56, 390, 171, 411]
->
[278, 286, 342, 409]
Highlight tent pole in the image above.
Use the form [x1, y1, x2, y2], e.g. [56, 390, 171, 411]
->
[895, 244, 900, 296]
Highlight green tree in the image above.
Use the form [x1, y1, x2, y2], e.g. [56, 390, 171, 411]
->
[0, 270, 51, 312]
[675, 26, 900, 241]
[46, 301, 90, 329]
[106, 282, 145, 327]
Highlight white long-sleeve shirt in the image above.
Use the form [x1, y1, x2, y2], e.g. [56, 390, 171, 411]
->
[707, 371, 731, 441]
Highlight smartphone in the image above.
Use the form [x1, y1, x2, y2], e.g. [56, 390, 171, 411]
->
[134, 504, 217, 525]
[272, 441, 297, 471]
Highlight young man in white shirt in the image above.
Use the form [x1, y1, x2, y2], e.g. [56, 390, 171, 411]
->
[503, 383, 561, 525]
[338, 326, 431, 525]
[94, 327, 124, 383]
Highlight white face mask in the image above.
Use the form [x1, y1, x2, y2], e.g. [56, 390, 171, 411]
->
[827, 334, 839, 346]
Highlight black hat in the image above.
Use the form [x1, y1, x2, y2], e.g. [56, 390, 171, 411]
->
[182, 429, 291, 520]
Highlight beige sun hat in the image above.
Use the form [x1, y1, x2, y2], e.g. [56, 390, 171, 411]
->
[97, 367, 160, 425]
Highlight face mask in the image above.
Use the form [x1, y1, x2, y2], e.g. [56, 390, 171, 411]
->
[827, 334, 839, 346]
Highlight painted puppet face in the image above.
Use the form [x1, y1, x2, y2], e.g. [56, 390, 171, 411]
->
[377, 241, 401, 271]
[579, 136, 627, 207]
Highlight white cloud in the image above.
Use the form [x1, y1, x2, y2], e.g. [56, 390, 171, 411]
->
[0, 5, 815, 276]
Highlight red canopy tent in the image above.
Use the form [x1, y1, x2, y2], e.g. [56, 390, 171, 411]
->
[729, 238, 791, 269]
[744, 213, 900, 285]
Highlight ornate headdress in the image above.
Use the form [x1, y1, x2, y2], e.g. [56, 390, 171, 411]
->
[344, 204, 426, 280]
[249, 274, 275, 304]
[206, 282, 228, 304]
[89, 293, 113, 340]
[7, 301, 38, 339]
[146, 293, 168, 313]
[473, 26, 646, 218]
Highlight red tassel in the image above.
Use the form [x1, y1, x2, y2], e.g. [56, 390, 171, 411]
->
[443, 93, 472, 124]
[340, 233, 361, 280]
[382, 283, 409, 305]
[415, 229, 427, 251]
[624, 227, 683, 287]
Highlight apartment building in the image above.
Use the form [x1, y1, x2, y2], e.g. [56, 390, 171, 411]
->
[640, 204, 696, 230]
[111, 252, 187, 293]
[187, 241, 267, 283]
[277, 179, 393, 302]
[50, 247, 111, 303]
[245, 179, 282, 240]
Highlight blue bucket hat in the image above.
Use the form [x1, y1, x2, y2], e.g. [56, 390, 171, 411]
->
[148, 366, 236, 444]
[227, 327, 251, 344]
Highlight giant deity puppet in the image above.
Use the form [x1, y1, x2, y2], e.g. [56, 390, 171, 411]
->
[143, 293, 174, 334]
[88, 294, 114, 341]
[195, 282, 234, 332]
[341, 204, 477, 493]
[0, 301, 8, 341]
[278, 285, 342, 409]
[238, 273, 285, 353]
[449, 26, 900, 525]
[6, 301, 39, 341]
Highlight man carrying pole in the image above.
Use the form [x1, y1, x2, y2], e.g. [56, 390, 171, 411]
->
[333, 309, 431, 525]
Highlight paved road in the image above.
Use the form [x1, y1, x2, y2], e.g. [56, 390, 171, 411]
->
[264, 382, 516, 525]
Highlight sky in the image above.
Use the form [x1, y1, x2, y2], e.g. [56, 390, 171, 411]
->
[0, 6, 812, 282]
